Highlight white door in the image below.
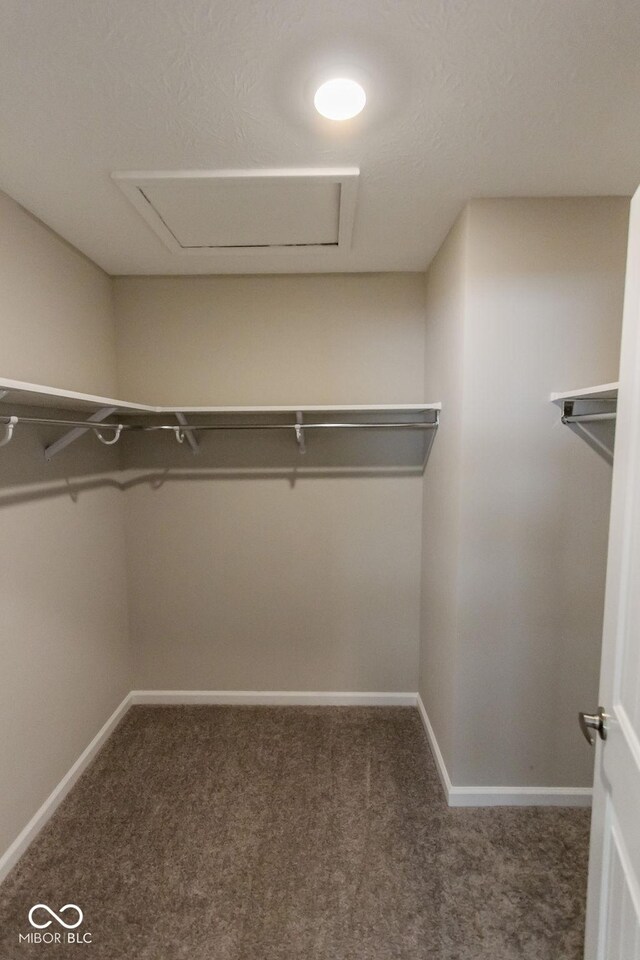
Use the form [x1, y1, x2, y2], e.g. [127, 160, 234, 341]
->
[584, 184, 640, 959]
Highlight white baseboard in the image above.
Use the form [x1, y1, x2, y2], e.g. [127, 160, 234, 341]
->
[0, 692, 132, 884]
[446, 785, 593, 807]
[130, 690, 418, 707]
[416, 695, 592, 808]
[416, 692, 453, 799]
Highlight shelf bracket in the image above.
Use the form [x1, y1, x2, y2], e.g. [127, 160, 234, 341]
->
[0, 390, 9, 402]
[174, 412, 200, 455]
[560, 399, 615, 463]
[294, 411, 306, 455]
[0, 415, 18, 448]
[44, 406, 118, 462]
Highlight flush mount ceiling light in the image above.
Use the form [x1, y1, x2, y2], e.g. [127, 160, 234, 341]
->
[314, 78, 366, 121]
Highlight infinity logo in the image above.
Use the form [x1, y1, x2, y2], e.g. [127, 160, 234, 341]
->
[28, 904, 84, 930]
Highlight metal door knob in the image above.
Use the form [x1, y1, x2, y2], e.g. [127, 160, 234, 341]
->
[579, 707, 607, 745]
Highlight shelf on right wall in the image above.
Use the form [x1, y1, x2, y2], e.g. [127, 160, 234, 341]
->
[550, 381, 619, 404]
[550, 382, 618, 464]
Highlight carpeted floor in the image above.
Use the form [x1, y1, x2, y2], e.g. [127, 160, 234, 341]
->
[0, 707, 590, 959]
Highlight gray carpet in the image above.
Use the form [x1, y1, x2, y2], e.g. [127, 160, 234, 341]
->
[0, 707, 590, 959]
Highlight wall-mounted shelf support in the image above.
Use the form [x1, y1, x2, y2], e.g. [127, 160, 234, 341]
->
[174, 412, 200, 455]
[0, 415, 17, 448]
[551, 384, 618, 464]
[422, 412, 439, 469]
[295, 412, 306, 455]
[44, 407, 118, 462]
[93, 423, 124, 446]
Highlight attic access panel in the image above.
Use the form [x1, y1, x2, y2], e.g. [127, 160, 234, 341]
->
[112, 169, 359, 255]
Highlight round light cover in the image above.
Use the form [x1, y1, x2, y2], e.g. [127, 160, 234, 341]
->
[314, 78, 366, 121]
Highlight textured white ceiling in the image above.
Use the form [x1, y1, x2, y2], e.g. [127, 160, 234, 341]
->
[0, 0, 639, 275]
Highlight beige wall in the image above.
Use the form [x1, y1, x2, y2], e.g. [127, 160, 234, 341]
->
[114, 274, 427, 691]
[419, 211, 468, 768]
[420, 197, 629, 788]
[0, 191, 119, 395]
[0, 193, 130, 860]
[113, 274, 426, 406]
[123, 471, 422, 691]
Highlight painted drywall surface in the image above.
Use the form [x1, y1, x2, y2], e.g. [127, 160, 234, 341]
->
[114, 274, 426, 690]
[0, 427, 131, 858]
[418, 211, 468, 769]
[0, 191, 119, 395]
[420, 197, 628, 788]
[113, 274, 426, 406]
[123, 470, 422, 691]
[454, 197, 628, 787]
[0, 196, 130, 859]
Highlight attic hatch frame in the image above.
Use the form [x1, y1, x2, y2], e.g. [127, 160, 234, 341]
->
[112, 168, 360, 256]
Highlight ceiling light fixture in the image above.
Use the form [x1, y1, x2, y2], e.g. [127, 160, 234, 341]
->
[314, 78, 366, 121]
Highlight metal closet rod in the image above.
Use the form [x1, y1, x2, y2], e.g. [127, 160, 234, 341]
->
[0, 415, 125, 429]
[561, 400, 617, 425]
[562, 412, 617, 423]
[135, 420, 439, 432]
[0, 414, 440, 431]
